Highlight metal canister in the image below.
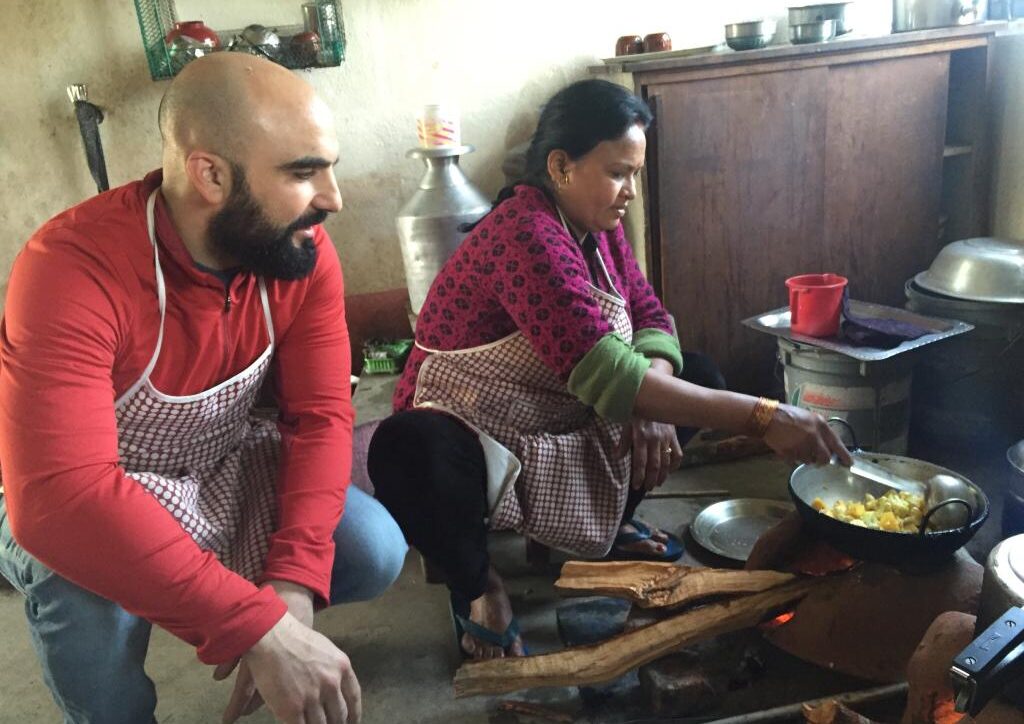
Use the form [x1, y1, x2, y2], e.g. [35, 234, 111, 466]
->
[892, 0, 988, 32]
[395, 145, 490, 316]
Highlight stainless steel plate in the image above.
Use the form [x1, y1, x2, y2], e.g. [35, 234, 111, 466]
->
[742, 299, 973, 362]
[691, 498, 795, 562]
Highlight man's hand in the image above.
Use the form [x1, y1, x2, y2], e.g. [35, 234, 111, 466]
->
[227, 610, 361, 724]
[218, 581, 343, 722]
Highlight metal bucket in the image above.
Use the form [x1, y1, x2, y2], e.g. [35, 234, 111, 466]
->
[778, 338, 915, 454]
[1005, 441, 1024, 538]
[904, 279, 1024, 453]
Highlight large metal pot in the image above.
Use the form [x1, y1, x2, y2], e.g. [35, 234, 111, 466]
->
[789, 424, 989, 567]
[1006, 441, 1024, 537]
[395, 145, 490, 315]
[789, 3, 852, 35]
[892, 0, 988, 32]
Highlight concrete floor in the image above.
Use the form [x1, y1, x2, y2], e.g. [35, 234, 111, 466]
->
[0, 444, 1009, 723]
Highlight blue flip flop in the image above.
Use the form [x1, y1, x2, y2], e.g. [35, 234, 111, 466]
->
[450, 593, 527, 657]
[607, 518, 684, 562]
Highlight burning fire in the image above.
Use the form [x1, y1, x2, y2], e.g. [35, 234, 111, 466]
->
[761, 610, 796, 630]
[932, 697, 963, 724]
[790, 541, 858, 576]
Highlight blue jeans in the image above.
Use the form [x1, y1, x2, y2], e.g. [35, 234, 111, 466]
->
[0, 486, 408, 724]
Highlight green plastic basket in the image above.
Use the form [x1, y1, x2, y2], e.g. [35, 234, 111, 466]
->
[132, 0, 346, 81]
[361, 339, 413, 376]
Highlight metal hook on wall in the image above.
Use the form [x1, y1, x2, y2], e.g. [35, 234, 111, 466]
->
[67, 83, 109, 194]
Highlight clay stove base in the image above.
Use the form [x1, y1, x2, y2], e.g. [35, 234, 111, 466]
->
[744, 511, 984, 683]
[765, 550, 983, 682]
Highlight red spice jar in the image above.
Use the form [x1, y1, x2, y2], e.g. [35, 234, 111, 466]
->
[642, 32, 672, 53]
[615, 35, 644, 56]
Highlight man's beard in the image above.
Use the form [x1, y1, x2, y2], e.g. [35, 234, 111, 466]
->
[207, 166, 323, 281]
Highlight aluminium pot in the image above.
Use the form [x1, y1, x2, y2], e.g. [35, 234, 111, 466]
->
[892, 0, 988, 32]
[788, 3, 852, 35]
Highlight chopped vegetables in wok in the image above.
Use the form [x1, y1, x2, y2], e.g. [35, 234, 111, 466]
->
[812, 489, 932, 533]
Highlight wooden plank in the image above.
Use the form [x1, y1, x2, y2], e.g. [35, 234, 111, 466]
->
[630, 36, 986, 85]
[822, 54, 950, 308]
[605, 23, 999, 76]
[554, 561, 796, 609]
[452, 578, 819, 698]
[652, 68, 829, 392]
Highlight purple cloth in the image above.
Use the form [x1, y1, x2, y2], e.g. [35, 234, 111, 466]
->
[840, 290, 930, 348]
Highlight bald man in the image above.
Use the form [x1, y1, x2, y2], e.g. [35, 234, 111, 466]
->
[0, 54, 406, 723]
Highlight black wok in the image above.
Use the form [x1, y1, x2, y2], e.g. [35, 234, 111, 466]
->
[789, 449, 989, 567]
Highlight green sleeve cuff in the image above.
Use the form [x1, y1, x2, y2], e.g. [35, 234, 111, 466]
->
[567, 333, 651, 423]
[633, 328, 683, 375]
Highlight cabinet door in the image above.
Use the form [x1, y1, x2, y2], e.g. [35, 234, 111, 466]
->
[822, 54, 949, 307]
[647, 68, 830, 392]
[645, 55, 949, 394]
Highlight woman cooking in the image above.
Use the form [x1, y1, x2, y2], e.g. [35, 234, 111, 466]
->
[369, 79, 851, 659]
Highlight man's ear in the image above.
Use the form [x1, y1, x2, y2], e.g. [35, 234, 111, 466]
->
[184, 151, 234, 205]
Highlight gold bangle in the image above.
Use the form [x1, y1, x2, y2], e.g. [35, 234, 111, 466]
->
[747, 397, 779, 438]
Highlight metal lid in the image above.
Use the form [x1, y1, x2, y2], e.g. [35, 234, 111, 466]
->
[915, 238, 1024, 305]
[987, 534, 1024, 603]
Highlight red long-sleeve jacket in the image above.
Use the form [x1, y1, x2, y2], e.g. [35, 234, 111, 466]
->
[0, 170, 353, 664]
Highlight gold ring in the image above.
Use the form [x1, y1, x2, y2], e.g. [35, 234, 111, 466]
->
[663, 447, 672, 455]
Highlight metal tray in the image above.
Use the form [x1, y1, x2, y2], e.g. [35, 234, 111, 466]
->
[690, 498, 795, 562]
[741, 299, 974, 362]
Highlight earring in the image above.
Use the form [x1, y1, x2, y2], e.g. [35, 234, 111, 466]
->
[562, 172, 570, 186]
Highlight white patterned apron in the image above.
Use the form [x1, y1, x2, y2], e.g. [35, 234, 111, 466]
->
[114, 191, 280, 581]
[413, 234, 633, 557]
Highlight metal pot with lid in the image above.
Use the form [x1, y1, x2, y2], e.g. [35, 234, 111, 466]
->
[950, 533, 1024, 714]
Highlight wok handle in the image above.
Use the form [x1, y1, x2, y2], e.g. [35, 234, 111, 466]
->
[826, 417, 860, 451]
[919, 498, 974, 535]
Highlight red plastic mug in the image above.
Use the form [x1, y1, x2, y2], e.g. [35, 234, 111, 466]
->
[785, 273, 848, 337]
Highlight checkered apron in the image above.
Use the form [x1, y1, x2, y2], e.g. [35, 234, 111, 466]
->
[113, 191, 280, 581]
[413, 254, 633, 558]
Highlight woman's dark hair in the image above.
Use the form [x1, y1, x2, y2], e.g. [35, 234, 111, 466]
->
[462, 79, 653, 231]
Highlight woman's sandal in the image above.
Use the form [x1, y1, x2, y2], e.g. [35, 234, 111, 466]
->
[606, 518, 684, 562]
[449, 592, 527, 658]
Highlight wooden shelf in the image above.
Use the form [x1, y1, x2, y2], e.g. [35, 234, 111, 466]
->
[943, 144, 974, 158]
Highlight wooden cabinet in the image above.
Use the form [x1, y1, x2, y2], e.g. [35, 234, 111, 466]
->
[620, 26, 998, 393]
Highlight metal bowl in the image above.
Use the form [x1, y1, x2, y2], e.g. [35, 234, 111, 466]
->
[789, 2, 852, 35]
[229, 24, 282, 60]
[914, 238, 1024, 304]
[789, 18, 836, 44]
[726, 19, 777, 39]
[790, 452, 989, 567]
[727, 35, 771, 51]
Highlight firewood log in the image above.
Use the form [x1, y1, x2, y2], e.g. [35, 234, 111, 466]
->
[555, 561, 796, 609]
[453, 578, 818, 698]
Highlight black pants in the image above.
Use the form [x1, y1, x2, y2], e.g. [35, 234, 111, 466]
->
[368, 352, 725, 602]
